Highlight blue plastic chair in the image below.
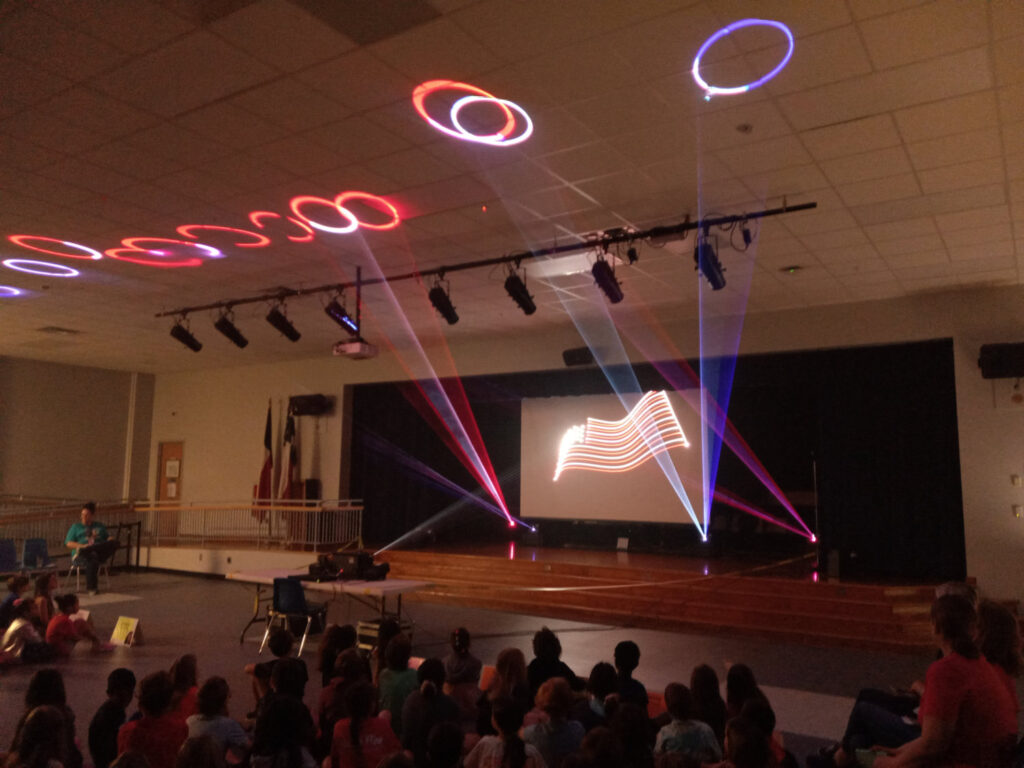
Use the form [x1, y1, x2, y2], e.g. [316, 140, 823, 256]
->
[258, 577, 324, 657]
[0, 539, 18, 573]
[21, 538, 55, 572]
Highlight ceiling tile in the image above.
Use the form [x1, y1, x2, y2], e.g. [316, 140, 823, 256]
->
[993, 36, 1024, 86]
[895, 91, 999, 143]
[918, 158, 1005, 194]
[858, 0, 988, 70]
[230, 78, 350, 132]
[906, 127, 1002, 170]
[371, 17, 503, 80]
[90, 30, 277, 117]
[210, 0, 357, 72]
[864, 216, 937, 243]
[40, 0, 197, 55]
[778, 47, 993, 131]
[0, 54, 73, 105]
[295, 51, 417, 114]
[303, 115, 411, 164]
[800, 115, 902, 161]
[0, 6, 127, 81]
[716, 136, 813, 176]
[820, 146, 913, 185]
[175, 103, 288, 149]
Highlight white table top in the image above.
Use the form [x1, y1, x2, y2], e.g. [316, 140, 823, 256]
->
[225, 567, 430, 598]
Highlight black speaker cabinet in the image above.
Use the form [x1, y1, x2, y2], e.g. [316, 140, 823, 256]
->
[978, 343, 1024, 379]
[562, 346, 594, 367]
[289, 394, 334, 416]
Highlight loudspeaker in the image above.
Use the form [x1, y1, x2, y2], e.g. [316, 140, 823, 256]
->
[562, 347, 594, 367]
[979, 343, 1024, 379]
[289, 394, 334, 416]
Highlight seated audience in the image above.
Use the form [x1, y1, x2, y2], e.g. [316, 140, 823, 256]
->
[401, 657, 460, 767]
[117, 671, 188, 768]
[89, 668, 137, 768]
[609, 702, 654, 768]
[614, 641, 648, 710]
[570, 662, 618, 732]
[318, 623, 358, 688]
[690, 665, 727, 748]
[10, 668, 83, 768]
[246, 628, 308, 716]
[168, 654, 199, 722]
[3, 705, 68, 768]
[977, 598, 1022, 709]
[175, 735, 225, 768]
[528, 627, 581, 698]
[654, 683, 721, 764]
[739, 698, 794, 768]
[378, 634, 418, 738]
[478, 647, 531, 736]
[524, 678, 585, 768]
[0, 576, 31, 630]
[426, 721, 465, 768]
[465, 697, 545, 768]
[32, 572, 58, 631]
[2, 600, 54, 663]
[46, 594, 110, 655]
[572, 726, 624, 768]
[720, 716, 772, 768]
[373, 618, 402, 684]
[444, 626, 482, 727]
[330, 680, 401, 768]
[186, 676, 250, 764]
[250, 692, 316, 768]
[318, 649, 372, 758]
[871, 595, 1017, 768]
[725, 665, 767, 721]
[109, 753, 150, 768]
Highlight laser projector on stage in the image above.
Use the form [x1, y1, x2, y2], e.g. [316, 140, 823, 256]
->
[333, 340, 378, 359]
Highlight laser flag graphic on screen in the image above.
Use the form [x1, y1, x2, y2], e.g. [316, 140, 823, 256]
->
[553, 391, 690, 480]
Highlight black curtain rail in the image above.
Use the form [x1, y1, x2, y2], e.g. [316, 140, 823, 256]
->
[155, 200, 817, 319]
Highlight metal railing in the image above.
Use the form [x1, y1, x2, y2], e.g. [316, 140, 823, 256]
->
[132, 499, 363, 551]
[0, 499, 363, 560]
[0, 500, 137, 568]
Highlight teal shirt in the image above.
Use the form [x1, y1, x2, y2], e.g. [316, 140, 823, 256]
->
[65, 521, 109, 555]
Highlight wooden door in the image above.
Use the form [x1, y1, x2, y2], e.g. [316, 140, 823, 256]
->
[156, 442, 183, 538]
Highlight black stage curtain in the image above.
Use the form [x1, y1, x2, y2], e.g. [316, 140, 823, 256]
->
[349, 339, 964, 582]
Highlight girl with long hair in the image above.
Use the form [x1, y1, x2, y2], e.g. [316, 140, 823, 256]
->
[465, 697, 544, 768]
[330, 680, 400, 768]
[477, 648, 530, 736]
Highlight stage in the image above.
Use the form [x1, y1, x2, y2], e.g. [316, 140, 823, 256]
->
[375, 544, 938, 654]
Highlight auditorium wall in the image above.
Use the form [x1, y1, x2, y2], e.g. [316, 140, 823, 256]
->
[144, 285, 1024, 601]
[0, 357, 153, 501]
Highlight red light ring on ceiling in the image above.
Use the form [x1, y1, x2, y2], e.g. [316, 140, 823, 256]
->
[248, 211, 316, 243]
[289, 195, 359, 234]
[105, 238, 222, 268]
[176, 224, 271, 248]
[334, 191, 401, 231]
[412, 80, 518, 143]
[2, 258, 80, 277]
[8, 235, 103, 261]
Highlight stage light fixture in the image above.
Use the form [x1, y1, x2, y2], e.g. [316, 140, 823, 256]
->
[694, 233, 726, 291]
[591, 255, 623, 304]
[214, 310, 248, 348]
[504, 266, 536, 315]
[626, 246, 639, 265]
[325, 296, 359, 335]
[170, 319, 202, 352]
[428, 279, 459, 325]
[266, 304, 301, 341]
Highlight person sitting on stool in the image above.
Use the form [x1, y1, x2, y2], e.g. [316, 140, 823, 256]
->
[65, 502, 119, 595]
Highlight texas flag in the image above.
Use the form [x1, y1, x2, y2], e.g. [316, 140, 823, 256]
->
[278, 414, 298, 500]
[255, 402, 273, 510]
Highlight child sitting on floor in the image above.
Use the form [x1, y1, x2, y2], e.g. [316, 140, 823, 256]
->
[46, 592, 112, 655]
[1, 598, 55, 663]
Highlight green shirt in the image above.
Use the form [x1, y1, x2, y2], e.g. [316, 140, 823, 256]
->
[65, 521, 109, 554]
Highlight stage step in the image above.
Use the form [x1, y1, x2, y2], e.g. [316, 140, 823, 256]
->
[378, 550, 936, 654]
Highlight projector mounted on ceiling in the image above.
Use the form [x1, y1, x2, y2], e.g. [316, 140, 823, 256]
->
[333, 340, 378, 359]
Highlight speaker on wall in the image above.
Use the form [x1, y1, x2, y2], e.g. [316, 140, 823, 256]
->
[978, 343, 1024, 379]
[289, 394, 334, 416]
[562, 347, 595, 367]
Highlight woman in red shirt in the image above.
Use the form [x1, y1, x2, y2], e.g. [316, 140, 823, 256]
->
[874, 595, 1017, 768]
